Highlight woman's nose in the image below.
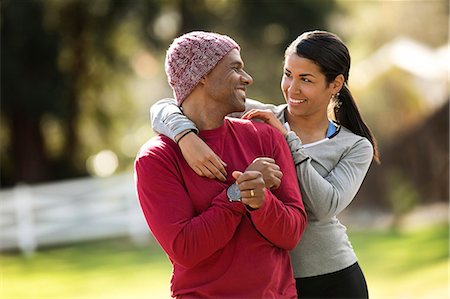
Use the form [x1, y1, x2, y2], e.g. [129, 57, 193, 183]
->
[288, 79, 301, 94]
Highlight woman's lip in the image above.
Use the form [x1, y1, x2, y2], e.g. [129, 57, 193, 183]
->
[289, 98, 307, 104]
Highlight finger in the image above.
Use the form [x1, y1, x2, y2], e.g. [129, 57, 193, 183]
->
[245, 110, 271, 121]
[254, 157, 275, 164]
[201, 161, 226, 181]
[205, 159, 227, 181]
[241, 188, 262, 198]
[218, 157, 228, 167]
[241, 109, 257, 119]
[269, 178, 281, 189]
[235, 170, 262, 184]
[268, 164, 281, 173]
[244, 111, 263, 121]
[273, 170, 283, 179]
[193, 165, 206, 177]
[243, 110, 269, 120]
[232, 171, 243, 180]
[237, 174, 265, 191]
[198, 164, 217, 179]
[209, 157, 227, 180]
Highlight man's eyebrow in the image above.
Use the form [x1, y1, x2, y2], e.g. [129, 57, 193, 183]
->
[231, 61, 244, 67]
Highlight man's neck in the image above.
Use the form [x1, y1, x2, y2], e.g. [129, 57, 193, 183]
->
[182, 97, 228, 131]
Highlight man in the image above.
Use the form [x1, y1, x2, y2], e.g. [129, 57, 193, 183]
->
[135, 31, 306, 298]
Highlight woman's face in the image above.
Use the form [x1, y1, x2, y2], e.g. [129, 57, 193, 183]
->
[281, 53, 335, 119]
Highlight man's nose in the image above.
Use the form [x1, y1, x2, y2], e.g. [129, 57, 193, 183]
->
[242, 70, 253, 85]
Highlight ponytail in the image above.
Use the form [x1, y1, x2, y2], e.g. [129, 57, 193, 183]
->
[335, 84, 380, 164]
[289, 30, 380, 164]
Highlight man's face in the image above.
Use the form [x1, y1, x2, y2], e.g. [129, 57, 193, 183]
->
[203, 49, 253, 114]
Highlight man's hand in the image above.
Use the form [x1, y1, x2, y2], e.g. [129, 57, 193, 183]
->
[245, 157, 282, 189]
[232, 171, 266, 210]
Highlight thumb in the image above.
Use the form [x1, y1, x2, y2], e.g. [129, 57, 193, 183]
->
[232, 171, 242, 180]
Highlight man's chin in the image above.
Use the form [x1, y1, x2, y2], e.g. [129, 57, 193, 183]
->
[237, 101, 246, 112]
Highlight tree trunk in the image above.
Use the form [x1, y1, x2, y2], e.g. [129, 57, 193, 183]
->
[10, 109, 50, 183]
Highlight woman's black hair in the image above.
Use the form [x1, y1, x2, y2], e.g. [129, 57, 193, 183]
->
[285, 30, 380, 163]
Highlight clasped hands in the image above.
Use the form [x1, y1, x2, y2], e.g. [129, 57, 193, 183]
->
[231, 157, 283, 209]
[178, 132, 282, 209]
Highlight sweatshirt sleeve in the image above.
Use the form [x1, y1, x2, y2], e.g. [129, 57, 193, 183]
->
[149, 98, 284, 140]
[135, 148, 246, 268]
[285, 131, 374, 220]
[247, 127, 307, 250]
[149, 98, 198, 140]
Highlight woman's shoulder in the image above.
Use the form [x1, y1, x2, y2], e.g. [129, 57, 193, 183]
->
[337, 126, 370, 142]
[335, 126, 374, 155]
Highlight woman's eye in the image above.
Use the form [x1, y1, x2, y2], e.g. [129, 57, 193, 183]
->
[301, 78, 311, 83]
[284, 72, 291, 77]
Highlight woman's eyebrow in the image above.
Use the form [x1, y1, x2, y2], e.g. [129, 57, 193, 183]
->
[285, 68, 316, 78]
[299, 73, 316, 78]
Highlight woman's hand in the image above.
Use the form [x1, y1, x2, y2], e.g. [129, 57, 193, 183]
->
[245, 157, 282, 189]
[242, 109, 288, 136]
[177, 131, 227, 181]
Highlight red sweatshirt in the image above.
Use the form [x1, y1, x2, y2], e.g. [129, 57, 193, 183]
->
[135, 118, 306, 298]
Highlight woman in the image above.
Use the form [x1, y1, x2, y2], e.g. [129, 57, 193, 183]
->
[150, 30, 379, 298]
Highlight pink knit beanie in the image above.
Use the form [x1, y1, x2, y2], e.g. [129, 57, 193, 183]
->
[165, 31, 240, 105]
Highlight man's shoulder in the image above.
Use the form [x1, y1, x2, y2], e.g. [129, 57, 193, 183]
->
[226, 117, 281, 136]
[136, 134, 177, 161]
[225, 118, 286, 152]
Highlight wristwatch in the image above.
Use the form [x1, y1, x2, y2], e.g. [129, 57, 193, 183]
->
[227, 183, 241, 202]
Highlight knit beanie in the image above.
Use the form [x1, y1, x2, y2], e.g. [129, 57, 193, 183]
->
[165, 31, 240, 105]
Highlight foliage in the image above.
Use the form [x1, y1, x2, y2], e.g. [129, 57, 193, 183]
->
[0, 0, 334, 186]
[1, 0, 448, 214]
[1, 224, 448, 298]
[331, 0, 449, 61]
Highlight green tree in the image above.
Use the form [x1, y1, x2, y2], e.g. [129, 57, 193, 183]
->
[1, 0, 335, 186]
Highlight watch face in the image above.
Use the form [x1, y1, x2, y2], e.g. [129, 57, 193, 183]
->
[227, 183, 241, 201]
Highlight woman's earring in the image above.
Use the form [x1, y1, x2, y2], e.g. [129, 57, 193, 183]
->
[333, 93, 342, 109]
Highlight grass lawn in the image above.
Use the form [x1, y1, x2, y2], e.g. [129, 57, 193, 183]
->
[352, 223, 449, 298]
[1, 223, 448, 299]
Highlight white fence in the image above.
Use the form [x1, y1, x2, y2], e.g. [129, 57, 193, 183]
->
[0, 173, 150, 255]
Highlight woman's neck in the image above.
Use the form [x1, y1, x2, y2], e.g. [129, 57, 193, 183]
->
[287, 111, 330, 144]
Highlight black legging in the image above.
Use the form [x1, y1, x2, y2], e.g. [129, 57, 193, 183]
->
[296, 262, 369, 299]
